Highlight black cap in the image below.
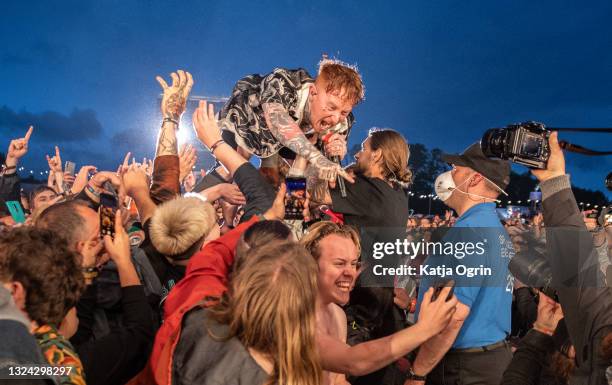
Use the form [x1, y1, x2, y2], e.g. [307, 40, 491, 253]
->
[442, 142, 511, 191]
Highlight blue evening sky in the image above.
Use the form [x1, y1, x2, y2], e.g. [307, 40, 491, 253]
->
[1, 0, 611, 196]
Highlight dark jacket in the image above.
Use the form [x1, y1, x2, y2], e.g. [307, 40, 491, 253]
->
[74, 285, 156, 385]
[501, 329, 566, 385]
[172, 306, 268, 385]
[539, 175, 612, 384]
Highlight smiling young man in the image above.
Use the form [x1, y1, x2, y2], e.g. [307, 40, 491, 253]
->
[213, 58, 363, 183]
[300, 221, 460, 385]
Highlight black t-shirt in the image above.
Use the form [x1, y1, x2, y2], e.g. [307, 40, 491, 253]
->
[330, 173, 408, 228]
[331, 174, 410, 385]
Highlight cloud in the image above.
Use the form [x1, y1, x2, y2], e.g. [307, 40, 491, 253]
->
[0, 105, 103, 142]
[1, 40, 71, 66]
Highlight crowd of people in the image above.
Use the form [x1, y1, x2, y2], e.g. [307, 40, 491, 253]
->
[1, 60, 611, 385]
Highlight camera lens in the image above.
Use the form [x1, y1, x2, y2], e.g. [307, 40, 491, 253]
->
[481, 128, 506, 158]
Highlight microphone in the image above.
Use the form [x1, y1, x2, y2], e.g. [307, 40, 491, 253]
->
[322, 133, 347, 198]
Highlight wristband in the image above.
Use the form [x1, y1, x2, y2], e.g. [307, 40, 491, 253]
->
[406, 368, 427, 382]
[533, 322, 554, 336]
[2, 164, 16, 171]
[162, 117, 179, 126]
[86, 184, 101, 198]
[209, 139, 225, 153]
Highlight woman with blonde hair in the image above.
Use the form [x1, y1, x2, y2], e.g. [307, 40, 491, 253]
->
[171, 240, 322, 385]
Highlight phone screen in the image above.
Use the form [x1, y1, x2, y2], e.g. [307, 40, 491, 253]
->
[99, 193, 118, 238]
[285, 177, 306, 220]
[64, 161, 76, 176]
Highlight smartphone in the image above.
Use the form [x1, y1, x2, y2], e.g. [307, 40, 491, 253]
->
[431, 281, 455, 302]
[63, 161, 76, 191]
[284, 177, 307, 220]
[64, 161, 76, 176]
[5, 201, 26, 223]
[99, 193, 118, 238]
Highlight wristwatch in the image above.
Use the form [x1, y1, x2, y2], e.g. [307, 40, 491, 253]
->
[406, 368, 427, 382]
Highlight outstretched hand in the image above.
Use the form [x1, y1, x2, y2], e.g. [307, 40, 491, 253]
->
[156, 70, 193, 121]
[263, 183, 287, 221]
[6, 126, 33, 166]
[46, 146, 63, 173]
[193, 100, 222, 148]
[179, 143, 198, 182]
[417, 285, 459, 338]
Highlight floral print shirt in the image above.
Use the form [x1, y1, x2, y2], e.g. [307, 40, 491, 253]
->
[34, 324, 86, 385]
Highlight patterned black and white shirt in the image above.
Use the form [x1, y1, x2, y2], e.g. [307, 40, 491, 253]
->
[219, 67, 354, 158]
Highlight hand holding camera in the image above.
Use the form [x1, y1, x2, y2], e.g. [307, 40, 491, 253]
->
[530, 132, 565, 183]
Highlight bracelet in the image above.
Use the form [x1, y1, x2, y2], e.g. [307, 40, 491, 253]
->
[533, 322, 554, 336]
[209, 139, 225, 153]
[406, 368, 427, 382]
[86, 184, 101, 198]
[162, 117, 179, 126]
[2, 164, 16, 171]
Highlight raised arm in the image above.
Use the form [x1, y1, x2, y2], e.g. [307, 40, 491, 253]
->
[154, 70, 193, 157]
[193, 100, 248, 176]
[320, 287, 458, 376]
[151, 70, 193, 203]
[1, 126, 32, 202]
[122, 163, 157, 224]
[262, 102, 352, 183]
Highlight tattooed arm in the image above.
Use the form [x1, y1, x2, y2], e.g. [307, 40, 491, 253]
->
[262, 102, 352, 183]
[155, 70, 194, 156]
[306, 166, 332, 205]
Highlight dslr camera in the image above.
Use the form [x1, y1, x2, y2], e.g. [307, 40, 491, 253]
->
[481, 121, 550, 169]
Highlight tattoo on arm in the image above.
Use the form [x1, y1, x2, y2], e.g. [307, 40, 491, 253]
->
[307, 169, 332, 205]
[156, 124, 178, 156]
[263, 103, 321, 161]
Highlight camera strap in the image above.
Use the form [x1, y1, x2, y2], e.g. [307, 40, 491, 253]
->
[548, 127, 612, 156]
[559, 141, 612, 156]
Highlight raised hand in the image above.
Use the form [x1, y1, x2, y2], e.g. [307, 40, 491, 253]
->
[531, 132, 565, 183]
[263, 183, 287, 221]
[183, 171, 196, 192]
[416, 286, 459, 338]
[192, 100, 223, 148]
[122, 163, 150, 197]
[117, 152, 131, 176]
[6, 126, 33, 166]
[533, 291, 564, 335]
[103, 209, 130, 264]
[46, 146, 63, 173]
[89, 171, 126, 204]
[156, 70, 194, 122]
[219, 183, 246, 205]
[179, 143, 198, 182]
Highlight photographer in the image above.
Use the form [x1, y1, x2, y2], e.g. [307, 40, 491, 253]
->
[529, 132, 612, 384]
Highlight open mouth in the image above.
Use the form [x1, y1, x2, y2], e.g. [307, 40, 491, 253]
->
[336, 280, 352, 292]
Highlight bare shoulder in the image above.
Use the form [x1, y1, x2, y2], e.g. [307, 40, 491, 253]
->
[330, 303, 348, 342]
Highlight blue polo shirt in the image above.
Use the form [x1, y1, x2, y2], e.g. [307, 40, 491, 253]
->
[416, 202, 513, 348]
